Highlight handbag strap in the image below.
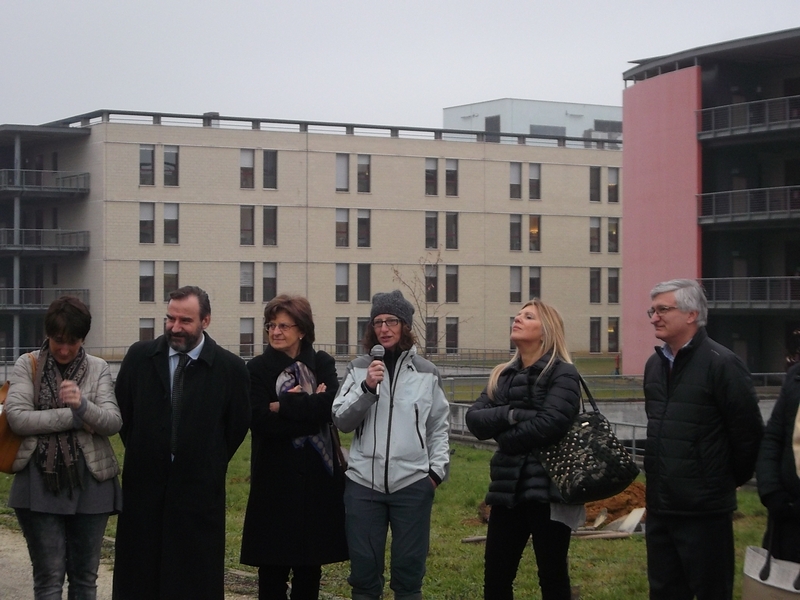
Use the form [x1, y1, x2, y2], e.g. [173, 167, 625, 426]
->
[759, 512, 800, 590]
[578, 376, 600, 413]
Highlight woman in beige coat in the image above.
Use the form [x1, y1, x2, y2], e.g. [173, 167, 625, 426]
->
[5, 296, 122, 600]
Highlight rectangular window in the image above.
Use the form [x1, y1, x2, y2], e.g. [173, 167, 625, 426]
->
[608, 317, 619, 353]
[139, 261, 154, 302]
[52, 263, 58, 285]
[529, 215, 541, 251]
[608, 167, 619, 203]
[163, 261, 179, 301]
[139, 202, 154, 243]
[357, 264, 371, 302]
[357, 155, 371, 193]
[336, 208, 349, 247]
[139, 318, 155, 342]
[164, 203, 179, 244]
[139, 144, 154, 186]
[446, 265, 458, 303]
[240, 149, 255, 189]
[425, 212, 438, 249]
[336, 153, 349, 192]
[608, 268, 619, 304]
[590, 317, 601, 353]
[589, 217, 601, 252]
[446, 317, 458, 354]
[589, 166, 601, 203]
[510, 214, 522, 251]
[510, 266, 522, 303]
[529, 266, 541, 299]
[240, 318, 255, 358]
[608, 217, 619, 253]
[164, 145, 179, 186]
[445, 159, 458, 196]
[425, 264, 438, 303]
[426, 318, 438, 354]
[590, 268, 601, 304]
[425, 158, 438, 196]
[357, 209, 370, 248]
[445, 212, 458, 249]
[240, 262, 254, 302]
[529, 163, 541, 200]
[263, 206, 277, 246]
[240, 205, 255, 245]
[510, 162, 522, 199]
[357, 318, 370, 347]
[336, 264, 349, 302]
[335, 318, 349, 355]
[263, 150, 278, 189]
[263, 263, 277, 302]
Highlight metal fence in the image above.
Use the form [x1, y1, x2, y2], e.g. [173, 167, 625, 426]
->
[698, 95, 800, 134]
[701, 277, 800, 309]
[0, 169, 90, 192]
[698, 185, 800, 222]
[0, 228, 90, 251]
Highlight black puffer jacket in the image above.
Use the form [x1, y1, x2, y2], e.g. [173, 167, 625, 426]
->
[643, 327, 763, 516]
[466, 354, 580, 507]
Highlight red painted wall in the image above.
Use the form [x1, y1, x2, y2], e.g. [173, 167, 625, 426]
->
[621, 67, 702, 375]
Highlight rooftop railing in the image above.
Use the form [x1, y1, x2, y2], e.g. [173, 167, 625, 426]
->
[702, 277, 800, 309]
[698, 185, 800, 223]
[0, 288, 89, 310]
[0, 169, 90, 194]
[0, 229, 90, 252]
[698, 94, 800, 137]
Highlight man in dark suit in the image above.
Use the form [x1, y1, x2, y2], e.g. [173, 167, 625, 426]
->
[112, 286, 250, 600]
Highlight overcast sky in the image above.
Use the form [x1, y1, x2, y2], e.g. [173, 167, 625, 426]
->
[3, 1, 799, 128]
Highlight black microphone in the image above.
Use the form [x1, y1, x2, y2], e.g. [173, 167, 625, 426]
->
[370, 344, 385, 396]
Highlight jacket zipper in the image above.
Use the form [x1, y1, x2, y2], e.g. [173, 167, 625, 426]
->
[414, 404, 424, 449]
[383, 351, 410, 494]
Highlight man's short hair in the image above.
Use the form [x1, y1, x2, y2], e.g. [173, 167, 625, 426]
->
[169, 286, 211, 320]
[650, 279, 707, 327]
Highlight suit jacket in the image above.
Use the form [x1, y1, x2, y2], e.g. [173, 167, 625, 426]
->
[112, 333, 250, 600]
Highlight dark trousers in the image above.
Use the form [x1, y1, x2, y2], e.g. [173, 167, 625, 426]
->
[15, 508, 109, 600]
[645, 511, 734, 600]
[483, 502, 572, 600]
[258, 564, 322, 600]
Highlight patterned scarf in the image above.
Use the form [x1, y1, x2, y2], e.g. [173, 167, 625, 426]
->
[34, 339, 89, 495]
[276, 361, 334, 476]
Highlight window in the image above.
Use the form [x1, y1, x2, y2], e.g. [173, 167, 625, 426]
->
[529, 215, 541, 251]
[163, 261, 179, 301]
[139, 202, 154, 243]
[608, 217, 619, 253]
[357, 264, 371, 302]
[240, 149, 255, 189]
[139, 145, 154, 185]
[510, 162, 521, 199]
[426, 318, 438, 354]
[510, 267, 522, 303]
[608, 317, 619, 353]
[510, 317, 516, 352]
[357, 318, 370, 347]
[263, 263, 277, 302]
[446, 265, 458, 303]
[240, 318, 255, 358]
[445, 212, 458, 249]
[510, 214, 522, 251]
[263, 150, 278, 189]
[358, 155, 371, 193]
[139, 261, 154, 302]
[240, 206, 255, 245]
[425, 158, 438, 196]
[357, 209, 370, 247]
[425, 264, 438, 303]
[446, 317, 458, 354]
[336, 264, 349, 302]
[590, 268, 601, 303]
[164, 203, 179, 244]
[589, 217, 601, 252]
[139, 318, 155, 342]
[529, 267, 541, 299]
[425, 212, 438, 249]
[590, 317, 601, 353]
[240, 262, 254, 302]
[263, 206, 277, 246]
[589, 166, 601, 203]
[529, 163, 541, 200]
[52, 263, 58, 285]
[336, 209, 349, 247]
[485, 115, 501, 143]
[608, 268, 619, 303]
[336, 154, 349, 192]
[445, 159, 458, 196]
[335, 318, 349, 355]
[608, 167, 619, 203]
[164, 145, 179, 186]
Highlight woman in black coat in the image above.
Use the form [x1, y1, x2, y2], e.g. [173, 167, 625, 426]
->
[241, 295, 348, 600]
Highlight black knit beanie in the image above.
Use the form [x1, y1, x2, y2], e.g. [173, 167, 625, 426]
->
[370, 290, 414, 325]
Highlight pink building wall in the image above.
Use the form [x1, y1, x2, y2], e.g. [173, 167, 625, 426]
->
[621, 67, 702, 375]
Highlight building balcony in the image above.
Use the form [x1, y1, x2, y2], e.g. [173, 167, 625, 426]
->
[698, 185, 800, 224]
[0, 169, 90, 199]
[0, 288, 90, 311]
[702, 277, 800, 310]
[0, 229, 90, 255]
[697, 95, 800, 139]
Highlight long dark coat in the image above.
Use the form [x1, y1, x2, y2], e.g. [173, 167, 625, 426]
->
[240, 343, 348, 566]
[112, 333, 250, 600]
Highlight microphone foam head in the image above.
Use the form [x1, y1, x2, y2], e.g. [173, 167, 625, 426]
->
[371, 344, 385, 359]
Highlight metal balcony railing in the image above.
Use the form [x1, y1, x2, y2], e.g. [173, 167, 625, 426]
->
[0, 229, 90, 252]
[0, 288, 90, 310]
[701, 277, 800, 309]
[698, 185, 800, 223]
[698, 95, 800, 136]
[0, 169, 90, 193]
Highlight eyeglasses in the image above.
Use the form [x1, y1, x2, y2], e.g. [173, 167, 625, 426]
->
[265, 322, 298, 332]
[372, 318, 401, 329]
[647, 305, 679, 319]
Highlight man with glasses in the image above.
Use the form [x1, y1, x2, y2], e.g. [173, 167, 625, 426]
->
[643, 279, 763, 600]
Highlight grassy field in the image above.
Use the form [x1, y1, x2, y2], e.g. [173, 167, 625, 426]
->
[0, 435, 767, 600]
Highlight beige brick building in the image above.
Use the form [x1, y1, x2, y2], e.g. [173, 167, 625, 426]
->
[0, 110, 621, 360]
